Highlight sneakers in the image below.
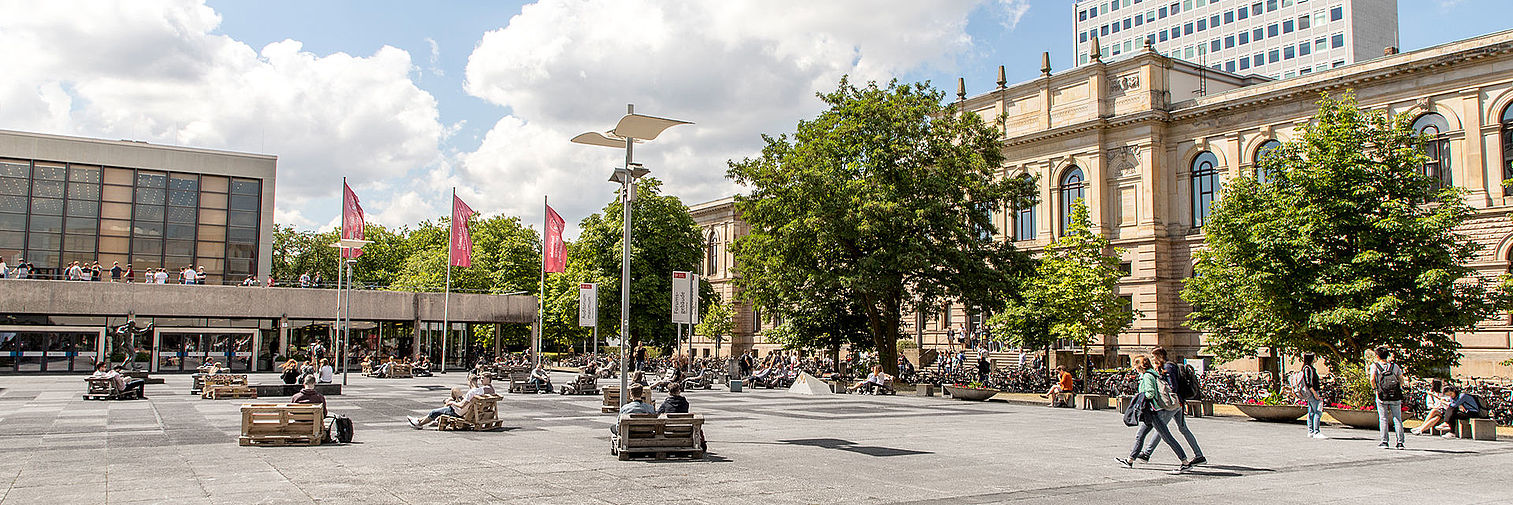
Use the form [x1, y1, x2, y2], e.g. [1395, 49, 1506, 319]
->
[1378, 442, 1390, 449]
[1172, 462, 1192, 474]
[407, 416, 423, 429]
[1410, 428, 1422, 435]
[1115, 457, 1134, 468]
[1187, 456, 1207, 466]
[1442, 433, 1457, 439]
[1396, 443, 1405, 450]
[1311, 433, 1329, 439]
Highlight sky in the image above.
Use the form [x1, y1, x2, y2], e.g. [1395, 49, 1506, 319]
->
[0, 0, 1504, 239]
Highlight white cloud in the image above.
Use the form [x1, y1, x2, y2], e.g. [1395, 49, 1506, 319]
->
[0, 0, 444, 226]
[458, 0, 991, 237]
[996, 0, 1031, 30]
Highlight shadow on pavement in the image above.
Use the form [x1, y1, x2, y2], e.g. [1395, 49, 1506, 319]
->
[777, 438, 932, 457]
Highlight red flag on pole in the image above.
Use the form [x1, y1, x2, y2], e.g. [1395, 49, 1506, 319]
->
[450, 195, 474, 267]
[544, 203, 566, 273]
[341, 181, 365, 258]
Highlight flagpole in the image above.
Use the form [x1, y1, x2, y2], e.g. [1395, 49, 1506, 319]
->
[535, 195, 547, 369]
[336, 177, 346, 384]
[441, 187, 453, 375]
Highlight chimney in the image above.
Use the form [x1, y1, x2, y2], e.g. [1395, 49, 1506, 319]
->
[1384, 46, 1398, 56]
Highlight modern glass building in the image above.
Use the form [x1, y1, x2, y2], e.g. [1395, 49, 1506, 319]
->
[0, 129, 275, 283]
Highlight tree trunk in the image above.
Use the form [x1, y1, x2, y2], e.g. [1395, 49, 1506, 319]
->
[861, 292, 902, 377]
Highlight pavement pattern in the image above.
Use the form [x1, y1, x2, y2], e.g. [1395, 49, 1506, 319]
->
[0, 372, 1509, 505]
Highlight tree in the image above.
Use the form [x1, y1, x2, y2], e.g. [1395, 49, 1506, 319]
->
[988, 199, 1135, 379]
[574, 178, 712, 352]
[728, 77, 1036, 375]
[694, 300, 736, 358]
[1183, 93, 1508, 371]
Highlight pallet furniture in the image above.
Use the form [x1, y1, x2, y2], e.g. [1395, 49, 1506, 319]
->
[83, 377, 138, 400]
[361, 362, 374, 376]
[1080, 394, 1107, 410]
[559, 375, 599, 395]
[239, 404, 325, 446]
[509, 372, 542, 394]
[192, 374, 248, 394]
[389, 363, 413, 379]
[204, 385, 258, 400]
[436, 394, 503, 431]
[602, 386, 621, 413]
[611, 413, 706, 461]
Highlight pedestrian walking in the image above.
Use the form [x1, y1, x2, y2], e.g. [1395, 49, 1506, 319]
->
[1141, 348, 1206, 465]
[1370, 347, 1406, 449]
[1118, 354, 1193, 474]
[1295, 353, 1326, 438]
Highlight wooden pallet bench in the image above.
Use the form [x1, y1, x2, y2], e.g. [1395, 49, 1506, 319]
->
[239, 404, 325, 446]
[611, 413, 706, 461]
[83, 377, 138, 400]
[389, 363, 413, 379]
[204, 384, 258, 400]
[559, 375, 599, 395]
[436, 394, 503, 431]
[193, 374, 248, 394]
[602, 386, 621, 413]
[509, 372, 542, 394]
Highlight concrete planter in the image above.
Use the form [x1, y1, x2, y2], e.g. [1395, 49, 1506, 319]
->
[1233, 404, 1306, 422]
[1325, 407, 1380, 429]
[943, 385, 999, 401]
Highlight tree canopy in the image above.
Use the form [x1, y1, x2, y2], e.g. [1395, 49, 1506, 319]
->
[728, 77, 1036, 375]
[1183, 93, 1508, 370]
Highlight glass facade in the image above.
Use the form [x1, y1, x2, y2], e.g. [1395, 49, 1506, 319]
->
[0, 158, 262, 284]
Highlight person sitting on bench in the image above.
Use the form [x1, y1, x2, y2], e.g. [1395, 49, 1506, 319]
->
[651, 366, 685, 391]
[629, 370, 649, 387]
[413, 356, 432, 376]
[279, 359, 300, 385]
[1441, 385, 1486, 438]
[200, 359, 224, 374]
[409, 374, 491, 429]
[851, 365, 891, 393]
[317, 358, 335, 383]
[610, 384, 657, 436]
[529, 365, 552, 392]
[1413, 379, 1450, 436]
[1042, 366, 1074, 407]
[291, 374, 327, 417]
[90, 363, 146, 399]
[658, 382, 690, 415]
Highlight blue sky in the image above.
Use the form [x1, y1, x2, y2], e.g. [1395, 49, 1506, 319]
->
[2, 0, 1507, 237]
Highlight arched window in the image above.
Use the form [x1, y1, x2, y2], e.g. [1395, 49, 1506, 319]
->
[1013, 175, 1036, 241]
[1058, 167, 1085, 236]
[1413, 113, 1452, 189]
[1191, 151, 1219, 228]
[1255, 139, 1282, 183]
[1501, 105, 1513, 185]
[704, 229, 718, 276]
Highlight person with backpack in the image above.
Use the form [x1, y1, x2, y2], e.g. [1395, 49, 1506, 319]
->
[1369, 347, 1406, 449]
[1296, 353, 1326, 439]
[1140, 348, 1207, 465]
[1118, 355, 1193, 474]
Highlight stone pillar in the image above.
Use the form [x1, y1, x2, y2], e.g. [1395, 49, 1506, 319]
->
[1458, 88, 1492, 207]
[277, 314, 289, 361]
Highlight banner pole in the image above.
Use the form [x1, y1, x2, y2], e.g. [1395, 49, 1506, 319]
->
[441, 187, 453, 374]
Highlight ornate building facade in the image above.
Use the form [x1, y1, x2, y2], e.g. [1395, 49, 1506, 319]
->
[693, 29, 1513, 376]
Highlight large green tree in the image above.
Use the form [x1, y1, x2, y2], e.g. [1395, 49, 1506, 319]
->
[694, 299, 737, 358]
[1183, 93, 1507, 370]
[574, 178, 712, 352]
[988, 199, 1135, 378]
[728, 77, 1036, 375]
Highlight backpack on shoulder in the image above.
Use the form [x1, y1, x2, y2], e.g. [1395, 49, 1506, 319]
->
[1374, 363, 1404, 402]
[1177, 363, 1203, 401]
[1153, 371, 1182, 410]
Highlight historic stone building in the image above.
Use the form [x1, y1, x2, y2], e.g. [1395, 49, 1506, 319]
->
[692, 29, 1513, 376]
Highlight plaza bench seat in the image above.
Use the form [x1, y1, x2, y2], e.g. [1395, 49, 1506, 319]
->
[193, 373, 248, 394]
[389, 363, 413, 379]
[559, 375, 599, 395]
[602, 386, 621, 413]
[611, 413, 706, 461]
[361, 362, 374, 376]
[83, 377, 138, 400]
[509, 372, 542, 394]
[239, 404, 325, 446]
[1184, 400, 1214, 418]
[1080, 394, 1107, 410]
[204, 384, 258, 400]
[437, 393, 503, 431]
[1454, 418, 1498, 441]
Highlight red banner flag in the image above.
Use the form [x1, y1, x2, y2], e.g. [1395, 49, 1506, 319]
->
[341, 181, 365, 258]
[543, 203, 566, 273]
[450, 195, 474, 268]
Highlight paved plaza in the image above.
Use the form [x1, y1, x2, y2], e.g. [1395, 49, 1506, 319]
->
[0, 372, 1509, 505]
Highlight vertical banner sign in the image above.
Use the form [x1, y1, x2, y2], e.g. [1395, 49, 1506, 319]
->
[690, 273, 701, 325]
[578, 283, 598, 327]
[341, 182, 365, 258]
[671, 271, 692, 323]
[450, 195, 474, 267]
[543, 204, 566, 273]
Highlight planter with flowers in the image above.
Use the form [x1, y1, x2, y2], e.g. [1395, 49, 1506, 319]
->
[1322, 363, 1385, 429]
[1234, 390, 1307, 422]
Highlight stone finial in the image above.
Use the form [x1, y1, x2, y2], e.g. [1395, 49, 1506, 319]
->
[1090, 35, 1101, 62]
[1041, 52, 1051, 76]
[957, 77, 966, 102]
[997, 65, 1007, 88]
[1144, 37, 1155, 51]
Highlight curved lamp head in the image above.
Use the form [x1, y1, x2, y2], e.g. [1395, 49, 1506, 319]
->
[570, 131, 628, 148]
[612, 113, 692, 141]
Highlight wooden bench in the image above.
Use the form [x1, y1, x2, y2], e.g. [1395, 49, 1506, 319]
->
[204, 384, 258, 400]
[239, 404, 325, 446]
[361, 362, 374, 376]
[611, 413, 706, 460]
[83, 377, 138, 400]
[194, 374, 249, 394]
[437, 394, 503, 431]
[509, 372, 542, 394]
[389, 363, 413, 379]
[559, 375, 599, 395]
[602, 386, 621, 413]
[1080, 394, 1107, 410]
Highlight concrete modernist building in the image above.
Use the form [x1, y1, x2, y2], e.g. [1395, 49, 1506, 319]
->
[692, 29, 1513, 376]
[0, 129, 275, 284]
[1074, 0, 1397, 80]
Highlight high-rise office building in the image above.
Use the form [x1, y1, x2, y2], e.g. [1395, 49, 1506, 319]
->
[1073, 0, 1397, 80]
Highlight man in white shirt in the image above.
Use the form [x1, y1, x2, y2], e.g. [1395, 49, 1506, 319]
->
[0, 258, 8, 278]
[155, 269, 169, 284]
[408, 374, 493, 428]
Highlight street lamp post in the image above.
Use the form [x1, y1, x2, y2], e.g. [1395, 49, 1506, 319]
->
[329, 238, 370, 386]
[571, 104, 691, 407]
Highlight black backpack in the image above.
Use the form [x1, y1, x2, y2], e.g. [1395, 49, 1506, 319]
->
[1176, 363, 1202, 401]
[1374, 363, 1403, 402]
[329, 415, 353, 443]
